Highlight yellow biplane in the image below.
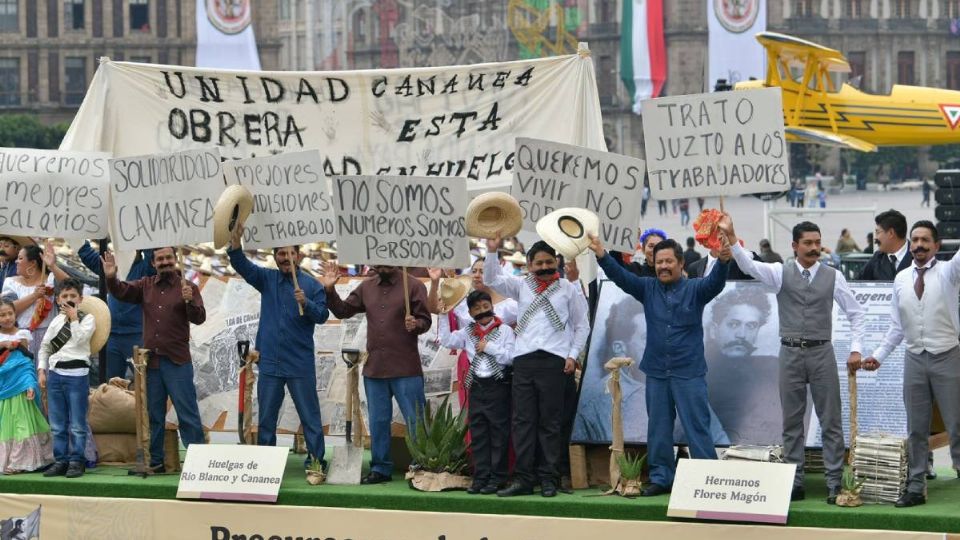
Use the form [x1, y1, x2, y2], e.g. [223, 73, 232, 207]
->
[735, 32, 960, 152]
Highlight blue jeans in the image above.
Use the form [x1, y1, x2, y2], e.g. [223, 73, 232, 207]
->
[646, 375, 717, 487]
[364, 375, 426, 476]
[258, 373, 325, 467]
[147, 356, 205, 468]
[47, 371, 89, 463]
[105, 332, 142, 380]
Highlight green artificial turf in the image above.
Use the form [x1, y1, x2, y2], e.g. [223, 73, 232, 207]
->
[2, 451, 959, 533]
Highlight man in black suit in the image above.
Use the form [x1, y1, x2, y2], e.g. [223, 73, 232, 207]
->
[857, 209, 912, 280]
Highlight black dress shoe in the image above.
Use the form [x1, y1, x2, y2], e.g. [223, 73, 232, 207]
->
[479, 483, 499, 495]
[790, 486, 806, 501]
[640, 483, 671, 497]
[360, 471, 391, 485]
[826, 486, 840, 505]
[496, 481, 534, 497]
[43, 461, 68, 477]
[540, 480, 558, 498]
[65, 461, 85, 479]
[466, 482, 484, 495]
[927, 470, 938, 480]
[895, 492, 926, 508]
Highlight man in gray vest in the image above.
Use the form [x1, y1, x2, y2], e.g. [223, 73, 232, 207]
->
[858, 220, 960, 507]
[718, 217, 865, 504]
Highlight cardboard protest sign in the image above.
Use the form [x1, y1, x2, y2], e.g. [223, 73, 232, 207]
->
[60, 54, 606, 189]
[223, 150, 335, 249]
[108, 148, 225, 250]
[332, 175, 470, 268]
[641, 87, 789, 199]
[0, 148, 111, 238]
[512, 138, 645, 253]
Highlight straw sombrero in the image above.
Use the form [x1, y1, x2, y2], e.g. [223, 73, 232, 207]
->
[0, 235, 36, 248]
[79, 296, 111, 354]
[213, 185, 254, 248]
[465, 192, 523, 238]
[503, 252, 527, 266]
[438, 276, 472, 314]
[535, 208, 600, 260]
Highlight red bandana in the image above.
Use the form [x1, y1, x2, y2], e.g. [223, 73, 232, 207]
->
[473, 317, 503, 340]
[534, 272, 559, 293]
[29, 295, 52, 333]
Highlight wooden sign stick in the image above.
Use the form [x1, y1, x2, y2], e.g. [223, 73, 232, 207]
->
[402, 267, 411, 317]
[289, 251, 305, 316]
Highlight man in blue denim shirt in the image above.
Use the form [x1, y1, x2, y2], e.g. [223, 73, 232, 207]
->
[78, 241, 155, 380]
[227, 226, 330, 472]
[590, 233, 730, 497]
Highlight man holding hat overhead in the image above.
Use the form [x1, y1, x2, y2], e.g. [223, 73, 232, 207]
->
[718, 215, 865, 504]
[228, 226, 330, 475]
[482, 233, 589, 498]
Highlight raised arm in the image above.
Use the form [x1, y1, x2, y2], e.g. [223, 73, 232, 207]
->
[41, 241, 70, 283]
[591, 233, 649, 301]
[946, 244, 960, 286]
[318, 261, 366, 319]
[227, 247, 267, 292]
[103, 251, 144, 304]
[483, 252, 521, 300]
[437, 311, 469, 350]
[77, 241, 103, 275]
[719, 215, 784, 292]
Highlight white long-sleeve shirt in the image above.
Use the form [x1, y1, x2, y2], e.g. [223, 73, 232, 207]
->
[483, 253, 590, 360]
[731, 243, 865, 353]
[38, 313, 96, 375]
[871, 252, 960, 362]
[438, 314, 515, 377]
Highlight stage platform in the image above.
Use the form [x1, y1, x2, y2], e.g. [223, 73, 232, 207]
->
[2, 452, 960, 538]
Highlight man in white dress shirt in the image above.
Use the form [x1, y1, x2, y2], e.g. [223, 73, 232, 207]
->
[483, 236, 589, 498]
[718, 216, 865, 504]
[858, 220, 960, 507]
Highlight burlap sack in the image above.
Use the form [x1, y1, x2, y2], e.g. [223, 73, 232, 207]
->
[93, 430, 181, 473]
[404, 470, 472, 492]
[88, 382, 137, 434]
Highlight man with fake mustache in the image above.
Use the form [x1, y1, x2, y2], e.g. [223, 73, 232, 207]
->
[857, 220, 960, 507]
[718, 216, 865, 505]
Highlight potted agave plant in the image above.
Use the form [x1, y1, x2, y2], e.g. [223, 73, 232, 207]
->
[615, 453, 646, 497]
[836, 466, 864, 507]
[404, 396, 472, 492]
[305, 454, 326, 486]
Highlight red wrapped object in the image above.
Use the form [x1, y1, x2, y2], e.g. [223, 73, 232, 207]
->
[693, 209, 724, 251]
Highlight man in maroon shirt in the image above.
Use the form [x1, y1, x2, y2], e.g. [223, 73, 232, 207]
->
[320, 263, 432, 484]
[104, 247, 206, 472]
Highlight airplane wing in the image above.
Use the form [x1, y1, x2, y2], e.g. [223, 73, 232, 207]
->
[785, 126, 877, 152]
[757, 32, 851, 73]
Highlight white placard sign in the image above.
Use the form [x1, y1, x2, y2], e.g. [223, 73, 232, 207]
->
[223, 150, 336, 249]
[177, 444, 288, 503]
[332, 175, 470, 267]
[641, 87, 789, 199]
[0, 148, 111, 238]
[667, 459, 796, 524]
[511, 138, 645, 253]
[108, 147, 225, 250]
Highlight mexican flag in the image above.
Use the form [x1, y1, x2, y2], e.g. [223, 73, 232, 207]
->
[620, 0, 666, 114]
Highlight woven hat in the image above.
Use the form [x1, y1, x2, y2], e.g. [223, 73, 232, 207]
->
[0, 235, 36, 248]
[535, 208, 600, 260]
[465, 192, 523, 238]
[438, 276, 472, 313]
[79, 296, 111, 354]
[503, 252, 527, 266]
[213, 185, 254, 248]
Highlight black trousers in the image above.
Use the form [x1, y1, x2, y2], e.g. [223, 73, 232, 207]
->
[557, 371, 577, 477]
[468, 376, 512, 485]
[512, 351, 567, 486]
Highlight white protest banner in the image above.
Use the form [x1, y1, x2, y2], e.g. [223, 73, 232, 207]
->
[177, 444, 288, 503]
[332, 175, 470, 267]
[223, 150, 335, 249]
[109, 147, 225, 250]
[512, 138, 644, 253]
[0, 148, 111, 238]
[59, 54, 606, 189]
[641, 87, 789, 199]
[667, 459, 796, 524]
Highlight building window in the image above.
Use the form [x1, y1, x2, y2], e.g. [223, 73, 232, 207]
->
[279, 0, 291, 20]
[897, 51, 915, 85]
[0, 0, 17, 32]
[894, 0, 913, 17]
[847, 0, 864, 17]
[848, 51, 867, 88]
[795, 0, 814, 17]
[65, 56, 86, 106]
[65, 0, 84, 30]
[0, 58, 19, 106]
[597, 0, 614, 23]
[948, 52, 960, 90]
[353, 10, 366, 43]
[130, 0, 149, 31]
[948, 0, 960, 18]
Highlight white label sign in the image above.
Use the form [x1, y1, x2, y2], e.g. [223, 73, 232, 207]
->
[177, 444, 288, 503]
[0, 148, 111, 238]
[109, 148, 225, 250]
[332, 175, 470, 267]
[667, 459, 796, 524]
[641, 87, 789, 199]
[512, 138, 645, 253]
[223, 150, 336, 249]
